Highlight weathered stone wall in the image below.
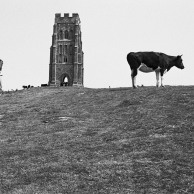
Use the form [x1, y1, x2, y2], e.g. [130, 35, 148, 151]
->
[56, 64, 74, 86]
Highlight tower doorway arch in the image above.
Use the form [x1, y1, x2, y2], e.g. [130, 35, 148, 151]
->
[60, 73, 71, 86]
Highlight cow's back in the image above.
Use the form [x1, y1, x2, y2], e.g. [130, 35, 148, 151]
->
[127, 52, 160, 69]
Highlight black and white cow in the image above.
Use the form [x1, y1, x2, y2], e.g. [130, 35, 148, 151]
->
[127, 52, 184, 88]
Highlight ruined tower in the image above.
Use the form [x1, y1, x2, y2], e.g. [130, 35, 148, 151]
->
[48, 13, 84, 86]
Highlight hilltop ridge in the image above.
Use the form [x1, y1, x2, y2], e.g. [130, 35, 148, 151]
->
[0, 86, 194, 193]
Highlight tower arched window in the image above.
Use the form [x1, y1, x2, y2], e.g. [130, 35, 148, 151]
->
[65, 30, 69, 39]
[64, 56, 68, 63]
[59, 30, 63, 40]
[78, 54, 81, 63]
[58, 54, 62, 63]
[59, 45, 63, 54]
[70, 30, 73, 39]
[64, 45, 67, 54]
[78, 47, 81, 53]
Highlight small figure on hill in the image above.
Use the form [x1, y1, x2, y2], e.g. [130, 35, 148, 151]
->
[22, 85, 33, 89]
[0, 59, 3, 92]
[64, 77, 68, 86]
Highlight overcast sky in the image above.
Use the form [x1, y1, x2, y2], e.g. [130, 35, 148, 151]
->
[0, 0, 194, 90]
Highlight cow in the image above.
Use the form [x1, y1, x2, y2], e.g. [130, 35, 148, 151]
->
[126, 52, 184, 88]
[41, 84, 48, 87]
[22, 85, 28, 89]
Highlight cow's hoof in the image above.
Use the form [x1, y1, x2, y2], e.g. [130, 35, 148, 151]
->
[133, 86, 138, 89]
[161, 85, 165, 88]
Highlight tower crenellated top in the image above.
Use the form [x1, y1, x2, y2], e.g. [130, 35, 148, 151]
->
[55, 13, 80, 24]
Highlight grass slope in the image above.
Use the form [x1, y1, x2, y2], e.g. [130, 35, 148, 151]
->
[0, 86, 194, 194]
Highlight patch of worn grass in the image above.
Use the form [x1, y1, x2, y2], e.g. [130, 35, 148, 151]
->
[0, 86, 194, 193]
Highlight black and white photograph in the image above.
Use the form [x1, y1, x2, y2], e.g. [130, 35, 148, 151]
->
[0, 0, 194, 193]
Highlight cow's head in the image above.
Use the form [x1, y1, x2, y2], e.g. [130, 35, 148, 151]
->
[174, 55, 184, 69]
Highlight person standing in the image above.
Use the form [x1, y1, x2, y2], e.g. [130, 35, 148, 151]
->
[0, 59, 3, 91]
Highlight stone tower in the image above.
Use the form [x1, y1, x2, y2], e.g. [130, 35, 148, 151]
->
[48, 13, 84, 86]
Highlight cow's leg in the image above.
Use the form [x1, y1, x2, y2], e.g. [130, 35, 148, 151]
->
[127, 53, 140, 88]
[160, 69, 166, 87]
[161, 76, 164, 87]
[131, 69, 138, 88]
[155, 71, 160, 87]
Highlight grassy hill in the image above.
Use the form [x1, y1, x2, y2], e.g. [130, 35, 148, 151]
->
[0, 86, 194, 194]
